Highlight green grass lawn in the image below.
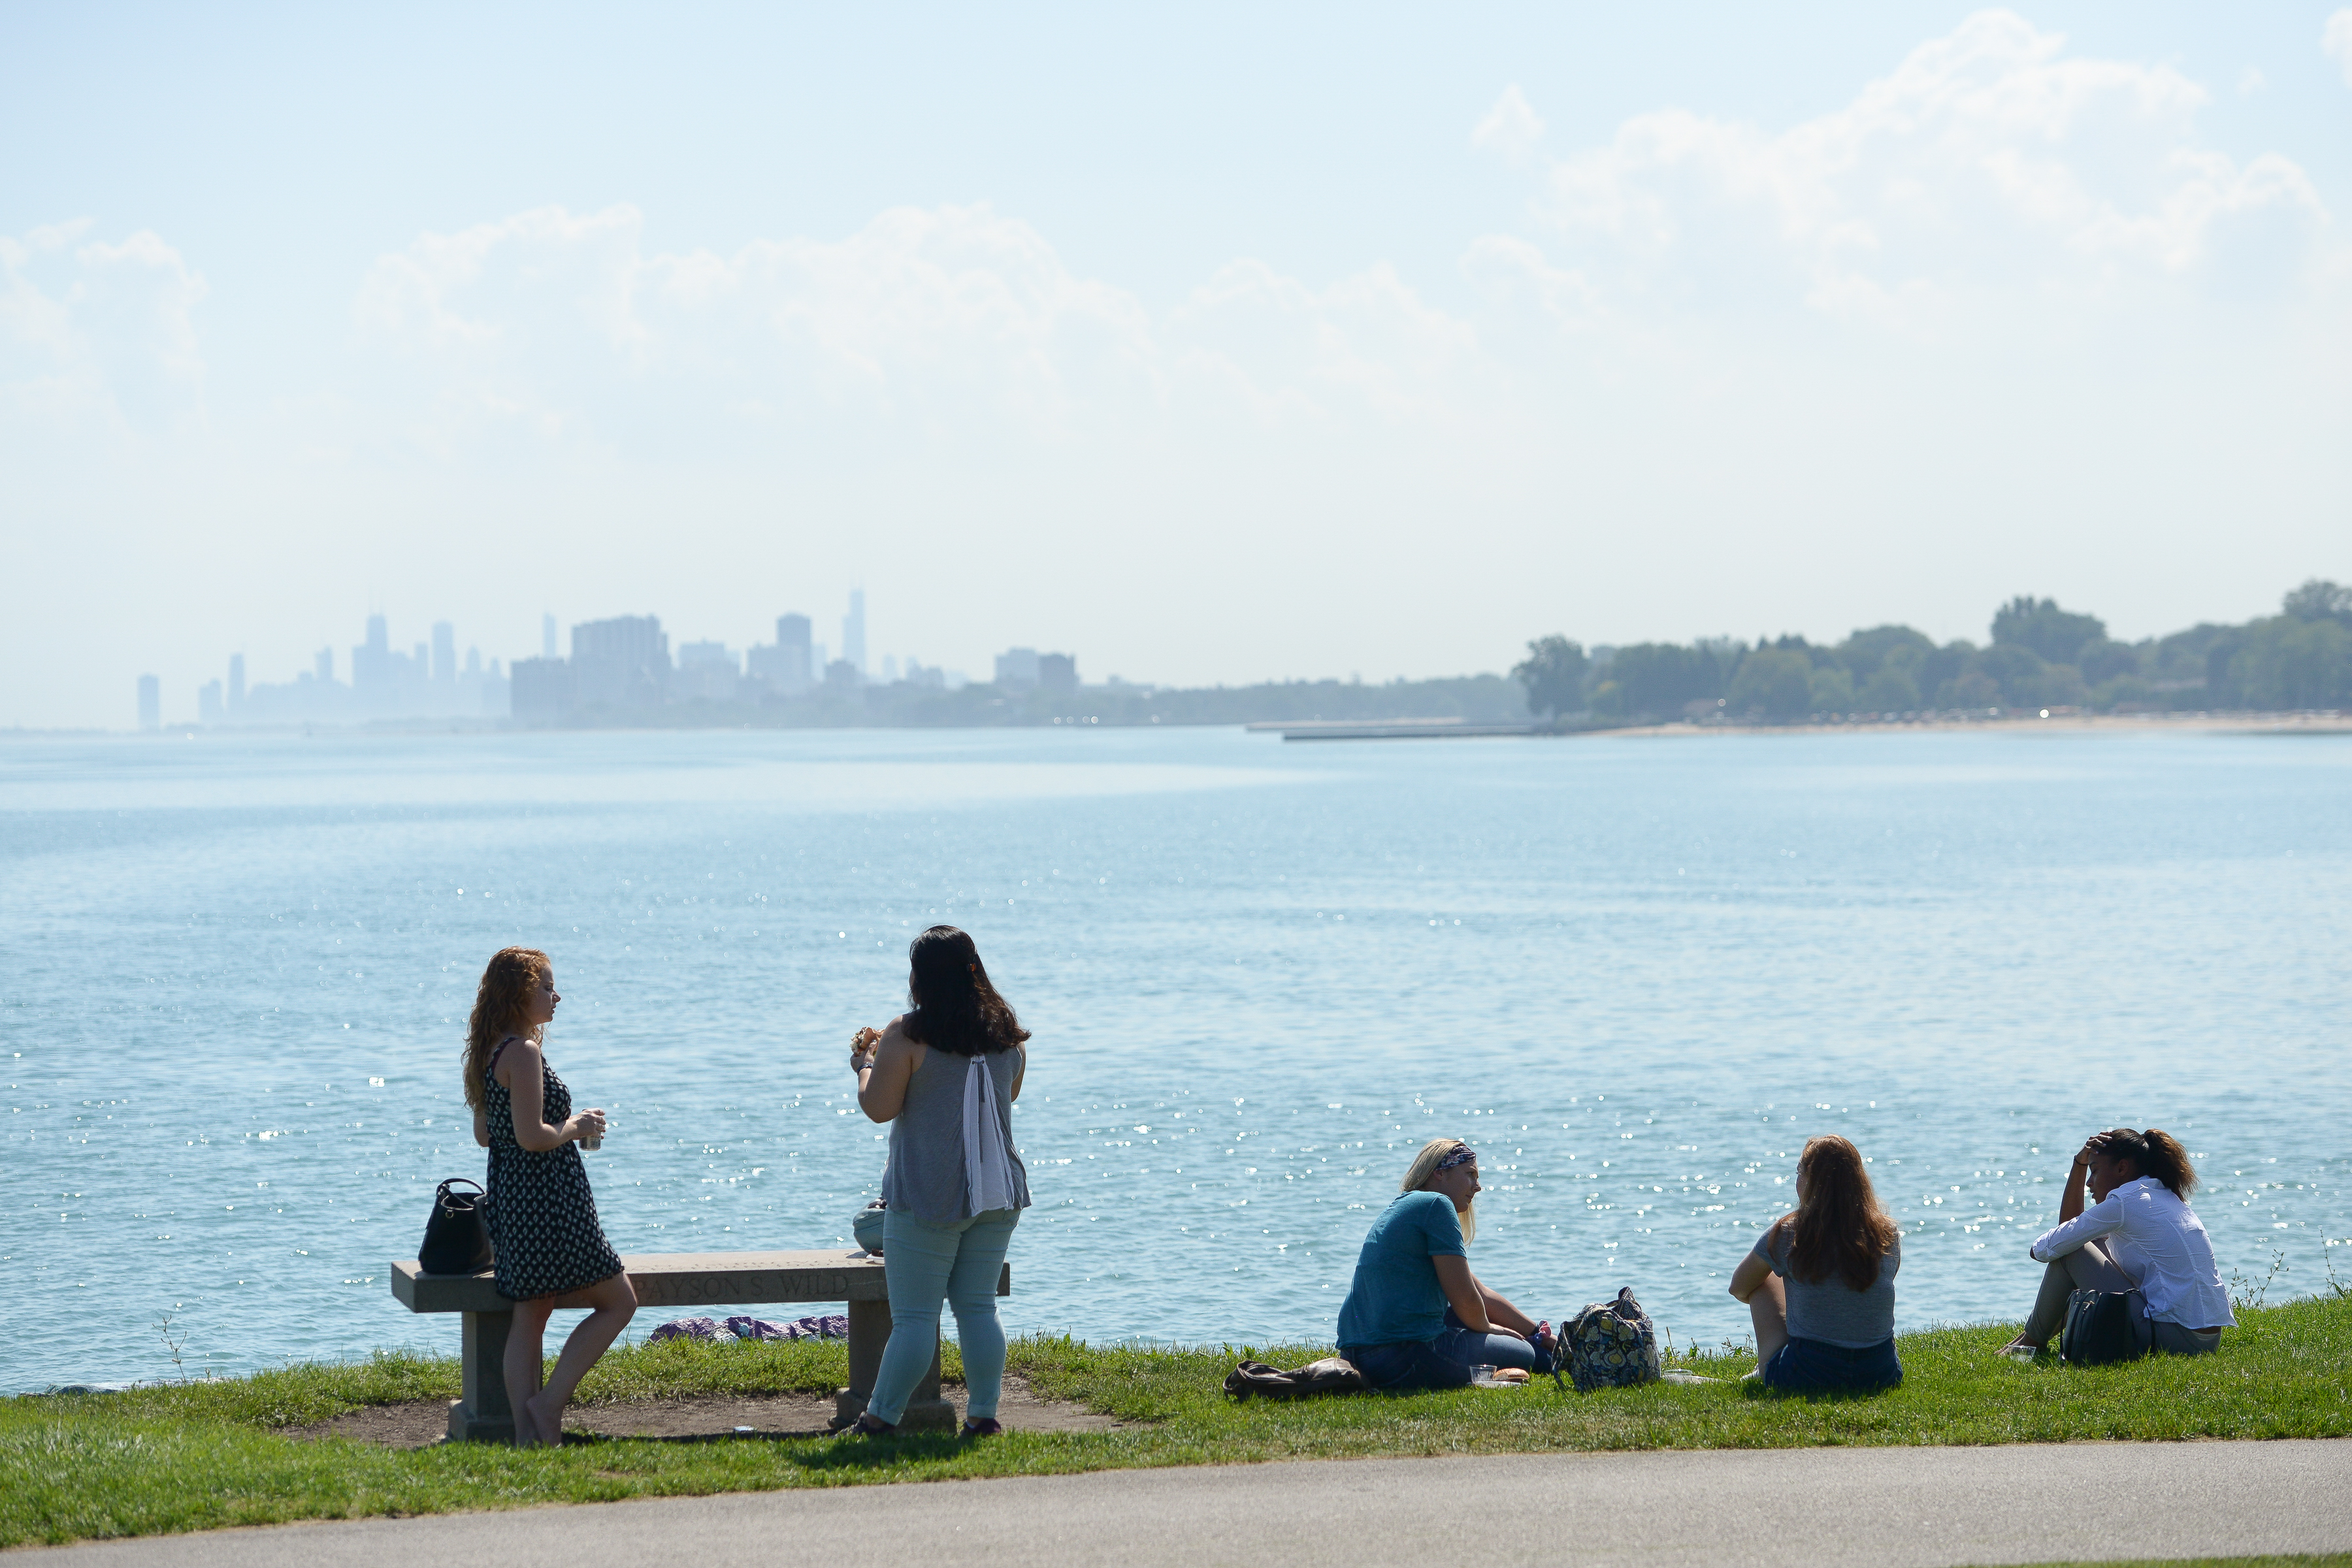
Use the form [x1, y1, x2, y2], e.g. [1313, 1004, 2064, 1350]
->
[1982, 1561, 2352, 1568]
[4, 1296, 2348, 1549]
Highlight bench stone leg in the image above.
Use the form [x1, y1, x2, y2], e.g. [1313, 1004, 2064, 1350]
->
[834, 1298, 888, 1428]
[448, 1308, 517, 1444]
[834, 1298, 955, 1432]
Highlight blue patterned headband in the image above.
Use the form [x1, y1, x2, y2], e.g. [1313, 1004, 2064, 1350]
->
[1434, 1145, 1477, 1173]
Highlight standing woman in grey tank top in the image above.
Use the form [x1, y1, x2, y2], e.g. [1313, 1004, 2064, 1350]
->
[845, 926, 1032, 1436]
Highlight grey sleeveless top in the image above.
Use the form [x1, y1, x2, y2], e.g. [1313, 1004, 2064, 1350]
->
[881, 1042, 1030, 1224]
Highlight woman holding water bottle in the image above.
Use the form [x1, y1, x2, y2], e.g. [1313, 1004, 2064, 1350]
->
[465, 946, 635, 1446]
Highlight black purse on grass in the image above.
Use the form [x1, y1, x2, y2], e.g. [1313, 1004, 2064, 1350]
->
[2060, 1287, 2146, 1367]
[418, 1177, 494, 1275]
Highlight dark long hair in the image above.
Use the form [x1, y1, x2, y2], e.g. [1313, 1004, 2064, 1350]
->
[2093, 1127, 2198, 1198]
[1782, 1134, 1901, 1292]
[900, 926, 1028, 1058]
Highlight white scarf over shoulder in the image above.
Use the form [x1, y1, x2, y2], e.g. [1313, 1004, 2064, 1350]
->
[961, 1053, 1020, 1217]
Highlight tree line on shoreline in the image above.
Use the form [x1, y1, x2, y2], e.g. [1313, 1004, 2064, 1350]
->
[1512, 581, 2352, 726]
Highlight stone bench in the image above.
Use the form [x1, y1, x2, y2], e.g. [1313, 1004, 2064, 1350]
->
[391, 1249, 1009, 1441]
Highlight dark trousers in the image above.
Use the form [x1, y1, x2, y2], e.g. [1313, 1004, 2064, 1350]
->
[1346, 1308, 1548, 1392]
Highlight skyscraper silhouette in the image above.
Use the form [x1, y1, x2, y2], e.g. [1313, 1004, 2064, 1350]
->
[842, 589, 866, 679]
[763, 613, 813, 693]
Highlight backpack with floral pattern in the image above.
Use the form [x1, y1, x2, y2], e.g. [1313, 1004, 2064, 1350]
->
[1564, 1287, 1661, 1392]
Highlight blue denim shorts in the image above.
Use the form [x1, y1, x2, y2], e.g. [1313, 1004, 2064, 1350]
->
[1759, 1334, 1902, 1394]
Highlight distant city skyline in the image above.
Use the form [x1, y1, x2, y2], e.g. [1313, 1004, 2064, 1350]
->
[122, 589, 1098, 729]
[141, 610, 515, 729]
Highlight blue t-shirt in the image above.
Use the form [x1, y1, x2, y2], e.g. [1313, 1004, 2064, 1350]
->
[1336, 1190, 1467, 1348]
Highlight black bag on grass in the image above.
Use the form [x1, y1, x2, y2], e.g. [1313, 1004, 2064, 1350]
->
[2061, 1287, 2146, 1367]
[1222, 1356, 1367, 1401]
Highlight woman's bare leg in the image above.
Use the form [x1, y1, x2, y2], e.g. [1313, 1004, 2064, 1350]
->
[503, 1297, 555, 1446]
[521, 1272, 637, 1446]
[1748, 1275, 1790, 1373]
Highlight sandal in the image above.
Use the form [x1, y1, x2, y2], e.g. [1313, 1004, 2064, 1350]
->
[960, 1416, 1003, 1437]
[850, 1412, 896, 1437]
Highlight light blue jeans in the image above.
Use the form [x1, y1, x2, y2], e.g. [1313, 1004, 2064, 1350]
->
[870, 1206, 1021, 1426]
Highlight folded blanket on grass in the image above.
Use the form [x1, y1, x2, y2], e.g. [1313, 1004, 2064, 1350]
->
[647, 1314, 849, 1344]
[730, 1313, 849, 1341]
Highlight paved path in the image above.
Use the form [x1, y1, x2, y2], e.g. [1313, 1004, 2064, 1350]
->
[31, 1441, 2352, 1567]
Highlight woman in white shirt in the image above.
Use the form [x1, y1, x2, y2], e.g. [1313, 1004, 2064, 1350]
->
[2000, 1127, 2233, 1358]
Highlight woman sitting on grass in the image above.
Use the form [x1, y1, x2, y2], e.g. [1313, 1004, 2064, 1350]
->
[1999, 1127, 2232, 1359]
[466, 947, 636, 1446]
[1729, 1134, 1903, 1394]
[1335, 1139, 1555, 1391]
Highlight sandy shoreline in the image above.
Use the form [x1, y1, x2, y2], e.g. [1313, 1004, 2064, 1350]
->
[1587, 710, 2352, 739]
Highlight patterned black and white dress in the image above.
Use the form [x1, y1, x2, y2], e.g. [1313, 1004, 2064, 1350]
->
[483, 1036, 624, 1301]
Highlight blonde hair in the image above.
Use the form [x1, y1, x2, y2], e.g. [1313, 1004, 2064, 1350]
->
[463, 946, 550, 1110]
[1400, 1137, 1477, 1246]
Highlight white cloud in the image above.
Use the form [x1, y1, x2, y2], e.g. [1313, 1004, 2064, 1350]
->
[0, 223, 206, 429]
[355, 202, 1164, 448]
[2327, 10, 2352, 86]
[323, 14, 2339, 465]
[353, 199, 1524, 457]
[1472, 85, 1546, 163]
[1535, 10, 2327, 331]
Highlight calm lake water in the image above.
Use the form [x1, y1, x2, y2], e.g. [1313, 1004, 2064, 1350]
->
[3, 725, 2347, 1392]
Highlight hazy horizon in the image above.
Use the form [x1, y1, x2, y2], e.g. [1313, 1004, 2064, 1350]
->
[7, 3, 2351, 728]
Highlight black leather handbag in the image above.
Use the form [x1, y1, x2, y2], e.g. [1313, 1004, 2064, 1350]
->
[418, 1177, 494, 1275]
[2061, 1286, 2146, 1366]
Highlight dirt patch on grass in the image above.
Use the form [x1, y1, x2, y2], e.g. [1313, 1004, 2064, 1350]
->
[284, 1377, 1122, 1448]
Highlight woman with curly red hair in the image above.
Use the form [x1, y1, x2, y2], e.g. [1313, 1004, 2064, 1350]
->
[465, 946, 635, 1446]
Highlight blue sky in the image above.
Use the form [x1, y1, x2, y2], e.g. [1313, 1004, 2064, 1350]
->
[5, 3, 2350, 725]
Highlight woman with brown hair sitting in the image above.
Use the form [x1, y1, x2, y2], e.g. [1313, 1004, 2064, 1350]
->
[1728, 1134, 1903, 1393]
[1999, 1126, 2232, 1358]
